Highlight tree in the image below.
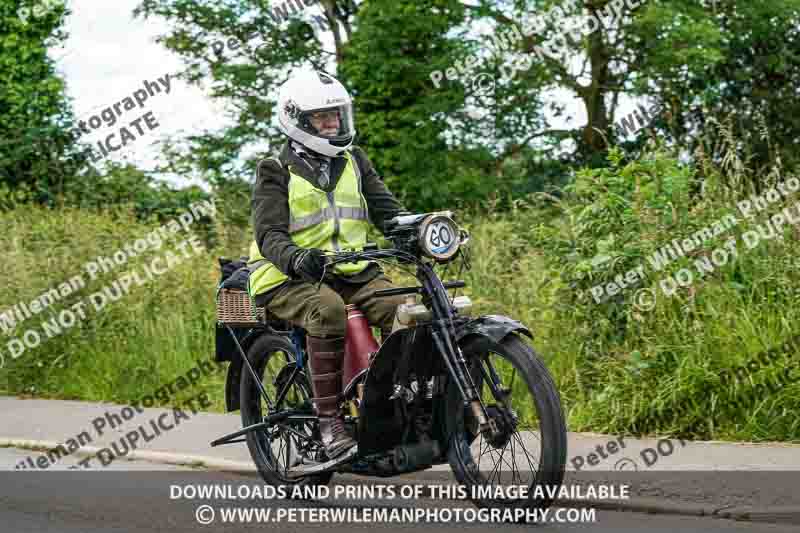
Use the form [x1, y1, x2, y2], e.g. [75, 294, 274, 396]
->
[681, 1, 800, 181]
[135, 0, 800, 214]
[338, 0, 486, 210]
[0, 0, 86, 205]
[134, 0, 360, 187]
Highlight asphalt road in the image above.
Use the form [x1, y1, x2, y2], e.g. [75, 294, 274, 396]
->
[1, 448, 796, 533]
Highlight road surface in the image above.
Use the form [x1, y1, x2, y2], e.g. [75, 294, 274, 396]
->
[1, 448, 796, 533]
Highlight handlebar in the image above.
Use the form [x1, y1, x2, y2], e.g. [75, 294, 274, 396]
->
[319, 210, 469, 269]
[322, 244, 397, 265]
[372, 280, 466, 298]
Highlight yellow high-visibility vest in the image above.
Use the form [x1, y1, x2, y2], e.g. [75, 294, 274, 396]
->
[248, 151, 371, 297]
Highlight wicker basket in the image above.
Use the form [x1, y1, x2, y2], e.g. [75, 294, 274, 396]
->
[216, 288, 265, 327]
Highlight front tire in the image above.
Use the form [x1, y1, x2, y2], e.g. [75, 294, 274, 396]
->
[446, 333, 567, 513]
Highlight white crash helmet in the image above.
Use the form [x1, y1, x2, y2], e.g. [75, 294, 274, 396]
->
[276, 70, 355, 157]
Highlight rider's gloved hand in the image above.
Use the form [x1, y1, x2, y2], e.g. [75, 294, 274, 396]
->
[290, 248, 327, 284]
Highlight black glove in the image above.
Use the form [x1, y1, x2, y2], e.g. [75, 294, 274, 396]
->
[290, 248, 327, 284]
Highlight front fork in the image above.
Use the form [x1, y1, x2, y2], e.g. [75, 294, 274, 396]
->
[418, 259, 503, 441]
[430, 320, 500, 439]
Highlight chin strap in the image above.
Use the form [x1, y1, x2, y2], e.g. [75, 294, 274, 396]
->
[290, 140, 332, 188]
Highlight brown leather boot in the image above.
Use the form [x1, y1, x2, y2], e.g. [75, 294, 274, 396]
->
[306, 335, 357, 459]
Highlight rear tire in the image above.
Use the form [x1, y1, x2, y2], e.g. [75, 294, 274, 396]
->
[446, 333, 567, 513]
[240, 333, 333, 490]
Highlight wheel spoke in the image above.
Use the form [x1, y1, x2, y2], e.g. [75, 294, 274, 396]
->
[500, 441, 515, 471]
[510, 435, 522, 485]
[457, 342, 562, 501]
[485, 446, 504, 485]
[246, 347, 320, 483]
[277, 423, 315, 445]
[494, 440, 515, 483]
[485, 445, 502, 472]
[492, 442, 508, 485]
[477, 433, 490, 466]
[513, 432, 539, 474]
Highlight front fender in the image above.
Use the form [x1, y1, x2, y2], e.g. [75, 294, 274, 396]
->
[443, 315, 532, 446]
[454, 314, 533, 345]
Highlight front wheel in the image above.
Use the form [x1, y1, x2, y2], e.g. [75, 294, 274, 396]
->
[446, 334, 567, 513]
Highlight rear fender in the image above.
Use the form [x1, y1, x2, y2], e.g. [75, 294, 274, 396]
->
[222, 328, 267, 412]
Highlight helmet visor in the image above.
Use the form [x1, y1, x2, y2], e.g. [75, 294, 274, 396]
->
[296, 104, 354, 141]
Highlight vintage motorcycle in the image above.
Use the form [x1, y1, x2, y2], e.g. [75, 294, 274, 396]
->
[213, 211, 567, 512]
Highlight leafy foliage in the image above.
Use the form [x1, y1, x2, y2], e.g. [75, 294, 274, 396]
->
[527, 127, 800, 439]
[0, 0, 86, 203]
[4, 0, 800, 441]
[339, 0, 478, 210]
[62, 162, 204, 215]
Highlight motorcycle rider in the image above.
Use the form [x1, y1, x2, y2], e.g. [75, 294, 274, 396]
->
[247, 70, 407, 460]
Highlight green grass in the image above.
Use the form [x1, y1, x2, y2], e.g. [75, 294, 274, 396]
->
[0, 204, 228, 412]
[2, 193, 799, 443]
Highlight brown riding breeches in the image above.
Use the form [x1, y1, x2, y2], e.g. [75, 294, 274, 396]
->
[265, 274, 406, 338]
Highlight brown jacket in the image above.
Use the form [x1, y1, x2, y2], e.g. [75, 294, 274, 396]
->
[251, 141, 405, 305]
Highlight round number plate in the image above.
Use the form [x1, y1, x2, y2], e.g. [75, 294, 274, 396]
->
[419, 215, 460, 260]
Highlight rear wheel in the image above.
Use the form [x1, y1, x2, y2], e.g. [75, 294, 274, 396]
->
[240, 333, 333, 489]
[447, 334, 567, 513]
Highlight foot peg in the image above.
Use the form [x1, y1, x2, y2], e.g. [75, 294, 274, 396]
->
[287, 447, 358, 478]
